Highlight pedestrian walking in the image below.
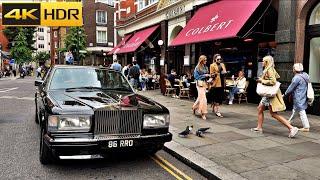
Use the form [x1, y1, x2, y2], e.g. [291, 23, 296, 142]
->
[128, 60, 141, 89]
[122, 63, 131, 77]
[251, 55, 299, 138]
[36, 66, 42, 78]
[284, 63, 310, 132]
[209, 54, 227, 118]
[110, 59, 122, 72]
[192, 55, 210, 120]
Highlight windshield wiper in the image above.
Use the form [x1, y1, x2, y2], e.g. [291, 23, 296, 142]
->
[104, 87, 132, 92]
[65, 86, 102, 91]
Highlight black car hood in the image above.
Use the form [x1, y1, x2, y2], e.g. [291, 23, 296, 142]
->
[48, 90, 167, 114]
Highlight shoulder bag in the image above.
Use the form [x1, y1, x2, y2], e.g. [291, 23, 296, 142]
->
[256, 81, 281, 97]
[298, 75, 314, 105]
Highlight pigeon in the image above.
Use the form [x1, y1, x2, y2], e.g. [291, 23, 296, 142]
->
[178, 126, 193, 137]
[197, 127, 210, 133]
[196, 130, 203, 137]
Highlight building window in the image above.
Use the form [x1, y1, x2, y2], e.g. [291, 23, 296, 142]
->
[38, 36, 44, 40]
[309, 3, 320, 25]
[137, 0, 158, 12]
[38, 28, 44, 32]
[97, 30, 107, 43]
[54, 42, 58, 49]
[127, 7, 131, 14]
[96, 11, 107, 24]
[54, 31, 58, 38]
[38, 44, 44, 49]
[95, 0, 114, 6]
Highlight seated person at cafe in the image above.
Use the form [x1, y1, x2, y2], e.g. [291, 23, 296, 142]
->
[228, 71, 246, 105]
[167, 69, 180, 98]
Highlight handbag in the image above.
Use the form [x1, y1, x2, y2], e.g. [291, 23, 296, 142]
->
[197, 80, 206, 87]
[298, 75, 314, 105]
[256, 82, 281, 97]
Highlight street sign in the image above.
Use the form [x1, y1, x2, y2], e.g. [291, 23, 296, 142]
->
[9, 59, 15, 64]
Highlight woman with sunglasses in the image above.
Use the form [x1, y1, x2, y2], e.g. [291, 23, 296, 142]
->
[192, 55, 210, 120]
[209, 54, 227, 117]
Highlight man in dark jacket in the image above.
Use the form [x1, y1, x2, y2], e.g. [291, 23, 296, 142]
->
[128, 61, 141, 89]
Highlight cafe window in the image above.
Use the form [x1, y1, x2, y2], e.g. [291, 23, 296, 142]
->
[309, 3, 320, 25]
[308, 2, 320, 83]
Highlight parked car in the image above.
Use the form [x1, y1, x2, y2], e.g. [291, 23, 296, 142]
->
[35, 65, 172, 164]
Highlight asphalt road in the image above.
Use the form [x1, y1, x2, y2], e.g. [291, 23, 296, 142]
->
[0, 76, 205, 180]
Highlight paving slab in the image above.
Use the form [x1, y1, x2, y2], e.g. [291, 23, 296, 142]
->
[240, 164, 317, 180]
[140, 91, 320, 179]
[282, 157, 320, 178]
[242, 147, 304, 165]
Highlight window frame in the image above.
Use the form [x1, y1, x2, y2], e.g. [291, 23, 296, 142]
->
[96, 10, 107, 24]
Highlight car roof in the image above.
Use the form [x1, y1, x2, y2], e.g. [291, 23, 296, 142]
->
[53, 65, 115, 71]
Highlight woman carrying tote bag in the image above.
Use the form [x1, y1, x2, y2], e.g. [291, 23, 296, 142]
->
[251, 56, 299, 138]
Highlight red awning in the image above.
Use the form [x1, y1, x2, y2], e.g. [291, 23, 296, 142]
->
[117, 25, 159, 54]
[169, 0, 262, 46]
[108, 34, 132, 55]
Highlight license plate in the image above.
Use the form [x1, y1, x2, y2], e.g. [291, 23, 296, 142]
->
[107, 139, 134, 148]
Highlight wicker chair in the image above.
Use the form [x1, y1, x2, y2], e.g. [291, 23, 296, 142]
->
[236, 81, 249, 104]
[164, 79, 176, 96]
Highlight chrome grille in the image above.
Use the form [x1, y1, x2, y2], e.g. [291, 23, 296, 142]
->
[94, 109, 143, 135]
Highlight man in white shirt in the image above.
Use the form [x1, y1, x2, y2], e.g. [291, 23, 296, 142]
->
[229, 71, 246, 105]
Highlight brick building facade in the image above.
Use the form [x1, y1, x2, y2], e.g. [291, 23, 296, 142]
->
[83, 0, 115, 66]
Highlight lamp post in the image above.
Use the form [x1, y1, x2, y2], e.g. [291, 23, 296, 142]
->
[77, 30, 81, 65]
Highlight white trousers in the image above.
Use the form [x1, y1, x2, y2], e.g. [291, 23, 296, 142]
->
[288, 109, 310, 128]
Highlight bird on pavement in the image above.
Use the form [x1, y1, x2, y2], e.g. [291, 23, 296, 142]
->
[196, 130, 203, 137]
[197, 127, 210, 133]
[178, 126, 193, 137]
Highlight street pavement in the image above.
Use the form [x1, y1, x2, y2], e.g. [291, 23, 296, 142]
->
[0, 77, 205, 180]
[141, 90, 320, 180]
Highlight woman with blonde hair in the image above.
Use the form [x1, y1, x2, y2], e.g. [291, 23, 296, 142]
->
[252, 55, 299, 138]
[192, 55, 210, 120]
[209, 54, 227, 117]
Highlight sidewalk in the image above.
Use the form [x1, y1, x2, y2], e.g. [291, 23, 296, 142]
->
[141, 90, 320, 180]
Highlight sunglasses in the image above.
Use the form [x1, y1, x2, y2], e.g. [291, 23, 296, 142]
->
[216, 58, 222, 61]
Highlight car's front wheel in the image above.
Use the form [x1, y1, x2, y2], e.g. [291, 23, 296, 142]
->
[39, 127, 53, 165]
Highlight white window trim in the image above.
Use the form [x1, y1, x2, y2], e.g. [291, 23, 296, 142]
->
[96, 27, 108, 44]
[137, 0, 158, 12]
[96, 10, 108, 24]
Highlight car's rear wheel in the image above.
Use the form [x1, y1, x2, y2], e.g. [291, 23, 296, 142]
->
[39, 127, 53, 165]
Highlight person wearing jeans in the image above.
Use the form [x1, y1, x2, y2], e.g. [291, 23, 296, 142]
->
[228, 71, 246, 105]
[284, 63, 310, 132]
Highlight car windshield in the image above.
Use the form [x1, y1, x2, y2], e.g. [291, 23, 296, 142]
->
[49, 68, 132, 92]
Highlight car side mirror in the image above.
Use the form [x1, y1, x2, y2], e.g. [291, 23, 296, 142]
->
[35, 80, 44, 86]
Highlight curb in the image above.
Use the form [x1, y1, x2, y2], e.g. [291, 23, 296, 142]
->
[164, 141, 247, 180]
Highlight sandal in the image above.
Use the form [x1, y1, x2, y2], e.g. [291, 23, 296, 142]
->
[250, 128, 263, 133]
[201, 114, 207, 120]
[215, 112, 223, 118]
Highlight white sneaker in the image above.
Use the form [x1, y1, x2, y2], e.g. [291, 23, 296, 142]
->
[228, 101, 233, 105]
[288, 127, 299, 138]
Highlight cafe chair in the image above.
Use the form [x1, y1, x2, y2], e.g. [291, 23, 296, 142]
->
[178, 81, 190, 99]
[164, 79, 176, 97]
[236, 81, 249, 104]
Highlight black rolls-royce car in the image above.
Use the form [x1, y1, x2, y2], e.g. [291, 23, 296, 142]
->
[35, 65, 172, 164]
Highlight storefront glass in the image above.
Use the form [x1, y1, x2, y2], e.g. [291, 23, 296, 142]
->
[309, 37, 320, 83]
[309, 3, 320, 25]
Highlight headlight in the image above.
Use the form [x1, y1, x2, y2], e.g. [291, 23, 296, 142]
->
[48, 115, 91, 131]
[143, 114, 170, 128]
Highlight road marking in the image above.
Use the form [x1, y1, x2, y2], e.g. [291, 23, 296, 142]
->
[0, 96, 34, 101]
[0, 87, 18, 92]
[150, 156, 184, 180]
[151, 155, 193, 180]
